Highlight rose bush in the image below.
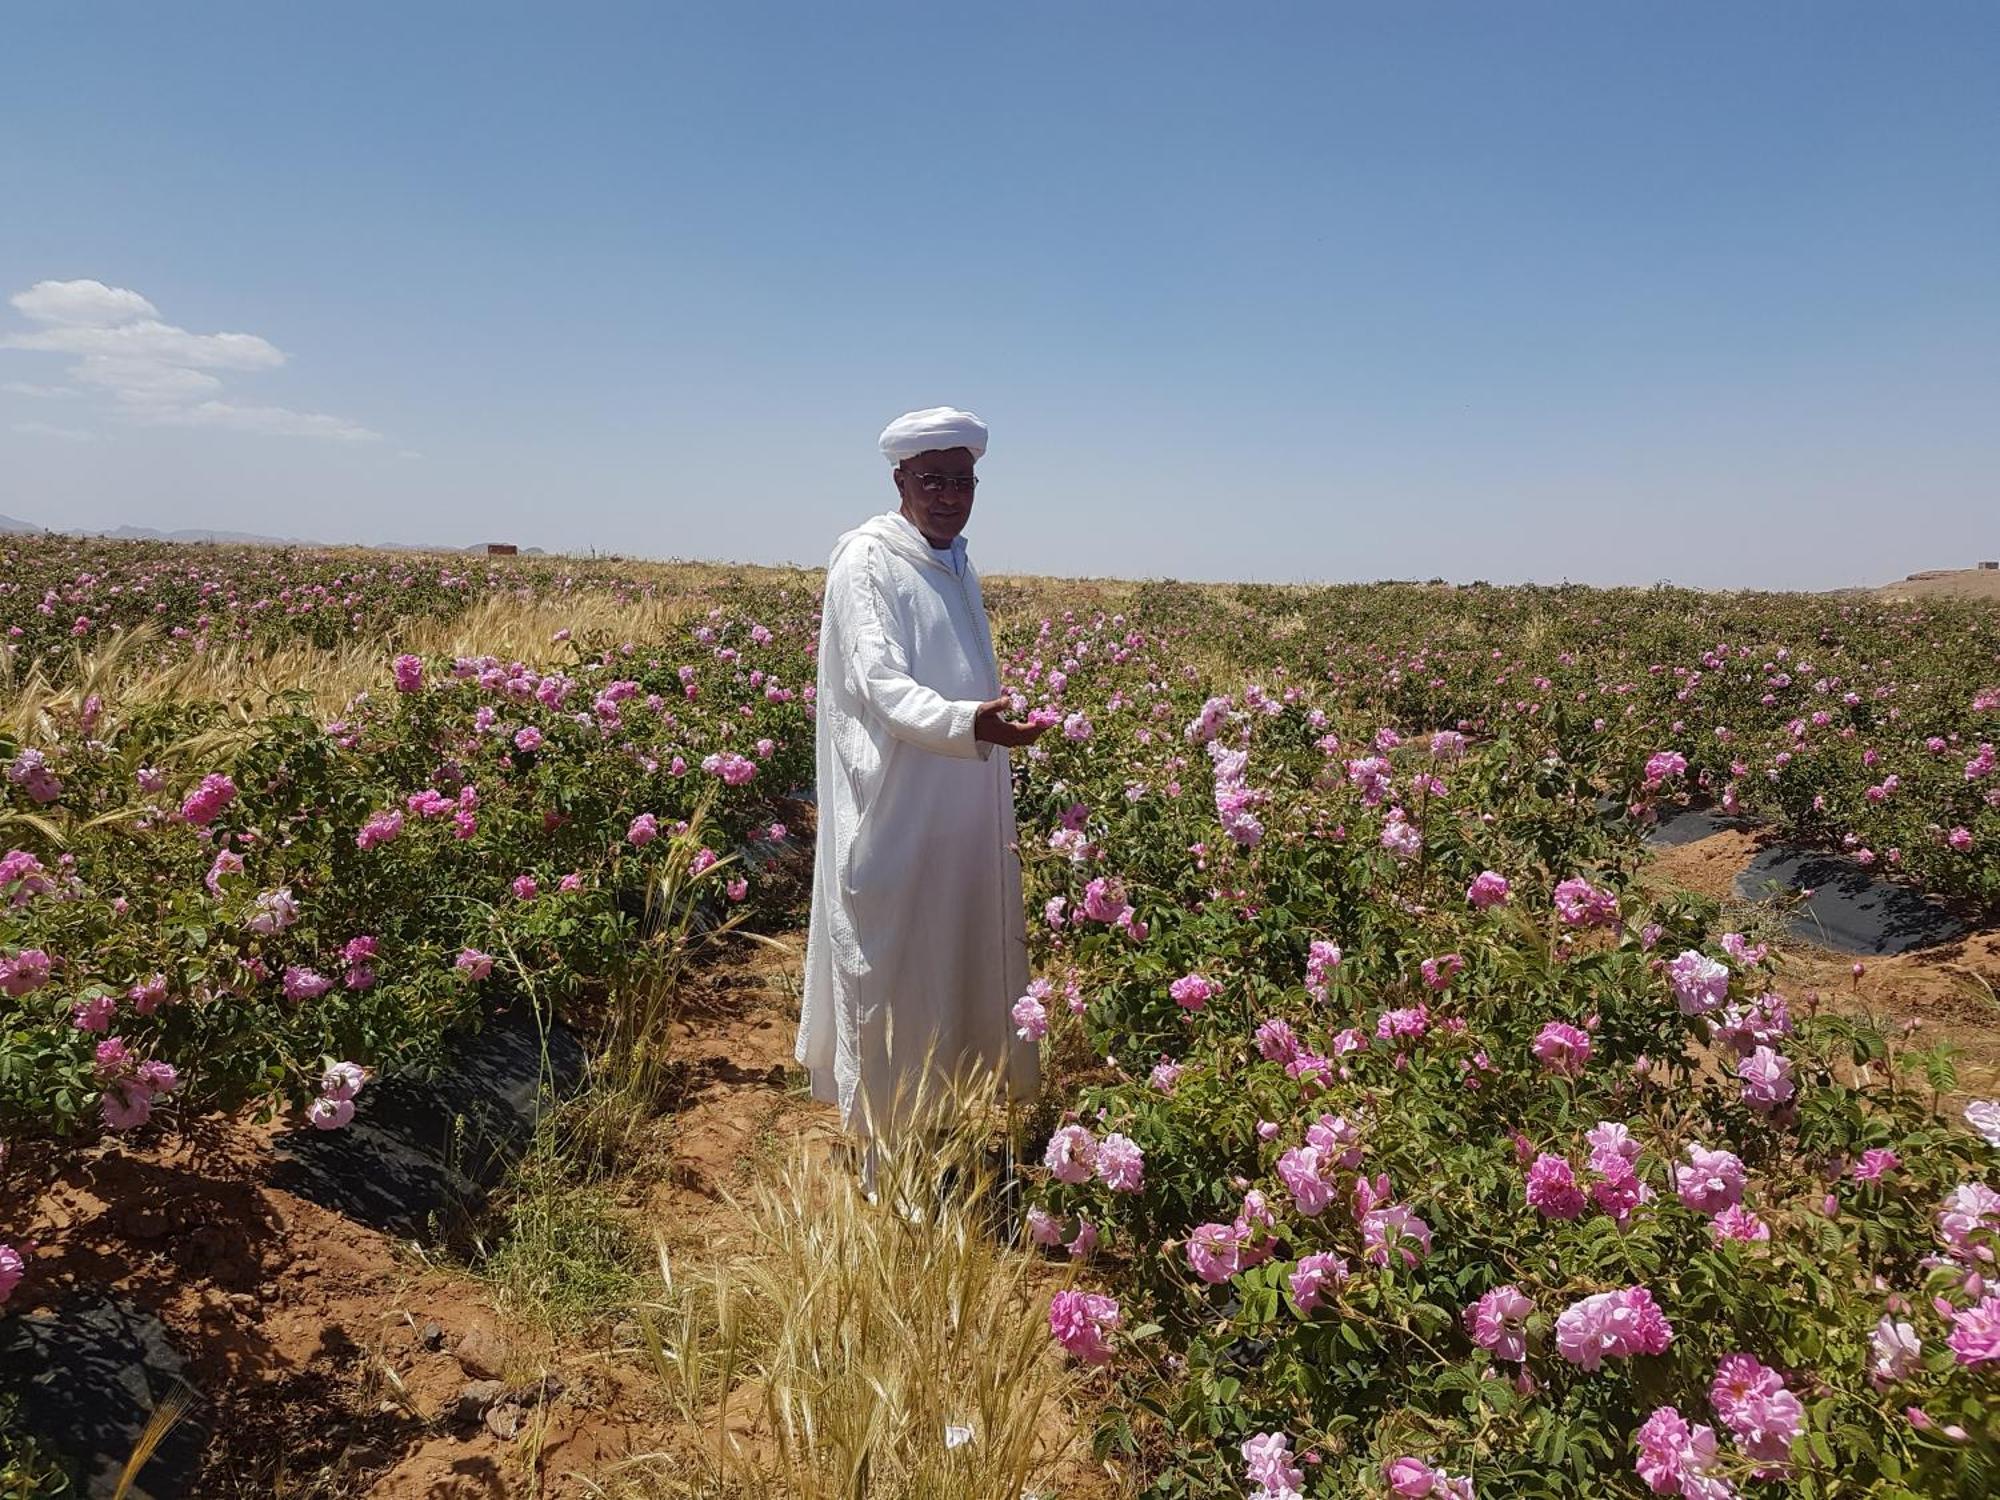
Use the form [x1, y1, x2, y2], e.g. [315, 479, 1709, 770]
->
[5, 540, 2000, 1497]
[0, 600, 815, 1153]
[1003, 598, 1998, 1498]
[0, 535, 672, 671]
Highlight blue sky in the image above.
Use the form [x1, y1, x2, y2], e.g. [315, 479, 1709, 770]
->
[2, 2, 1994, 588]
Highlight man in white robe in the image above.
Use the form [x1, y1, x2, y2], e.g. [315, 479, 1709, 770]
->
[796, 407, 1046, 1172]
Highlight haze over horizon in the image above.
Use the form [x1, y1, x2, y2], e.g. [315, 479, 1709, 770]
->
[2, 3, 1995, 591]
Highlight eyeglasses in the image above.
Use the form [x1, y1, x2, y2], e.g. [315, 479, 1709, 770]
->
[912, 472, 978, 496]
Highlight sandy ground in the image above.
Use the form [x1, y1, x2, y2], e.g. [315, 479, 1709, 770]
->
[1871, 566, 2000, 604]
[1645, 827, 2000, 1101]
[11, 939, 827, 1497]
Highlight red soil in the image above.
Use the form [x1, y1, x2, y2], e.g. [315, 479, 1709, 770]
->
[1646, 829, 2000, 1100]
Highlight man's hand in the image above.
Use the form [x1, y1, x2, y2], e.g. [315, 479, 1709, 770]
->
[973, 696, 1050, 748]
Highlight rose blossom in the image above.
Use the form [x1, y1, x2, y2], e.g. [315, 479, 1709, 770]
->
[355, 810, 404, 850]
[1965, 1099, 2000, 1147]
[1383, 1457, 1474, 1499]
[0, 947, 50, 998]
[1276, 1145, 1335, 1216]
[1709, 1204, 1770, 1243]
[247, 886, 301, 934]
[1467, 1284, 1532, 1362]
[1555, 1287, 1673, 1370]
[1633, 1406, 1728, 1498]
[1255, 1017, 1301, 1064]
[1420, 953, 1464, 990]
[1552, 875, 1620, 928]
[1946, 1294, 2000, 1366]
[1362, 1204, 1432, 1269]
[1532, 1021, 1592, 1076]
[282, 965, 333, 1002]
[1080, 876, 1133, 926]
[308, 1095, 356, 1130]
[1852, 1148, 1900, 1183]
[1710, 1353, 1803, 1475]
[1936, 1181, 2000, 1263]
[204, 848, 245, 896]
[1011, 991, 1049, 1041]
[1675, 1145, 1748, 1215]
[1377, 1005, 1430, 1044]
[1288, 1251, 1348, 1313]
[1244, 1432, 1306, 1500]
[1047, 1287, 1120, 1370]
[1026, 1206, 1065, 1247]
[180, 772, 237, 826]
[1096, 1133, 1145, 1194]
[1737, 1046, 1795, 1111]
[1526, 1154, 1587, 1219]
[1187, 1221, 1246, 1284]
[1870, 1316, 1920, 1385]
[1043, 1124, 1098, 1185]
[1665, 951, 1730, 1015]
[1304, 939, 1341, 1002]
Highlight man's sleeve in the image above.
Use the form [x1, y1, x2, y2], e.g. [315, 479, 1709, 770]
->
[833, 543, 991, 760]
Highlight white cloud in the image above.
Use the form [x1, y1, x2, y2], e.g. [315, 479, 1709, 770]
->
[12, 420, 96, 442]
[398, 449, 423, 459]
[4, 321, 284, 371]
[11, 278, 160, 327]
[74, 356, 224, 403]
[0, 380, 81, 399]
[141, 399, 379, 442]
[1, 278, 380, 443]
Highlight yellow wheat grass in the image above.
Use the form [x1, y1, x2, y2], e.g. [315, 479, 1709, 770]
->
[0, 568, 814, 719]
[627, 1071, 1088, 1500]
[110, 1382, 198, 1500]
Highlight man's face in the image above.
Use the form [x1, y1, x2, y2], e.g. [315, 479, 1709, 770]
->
[894, 446, 978, 545]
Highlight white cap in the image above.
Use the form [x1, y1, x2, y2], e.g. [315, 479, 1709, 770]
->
[878, 406, 988, 464]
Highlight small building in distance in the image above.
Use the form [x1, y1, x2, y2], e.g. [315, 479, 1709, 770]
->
[1981, 560, 1998, 571]
[484, 542, 519, 557]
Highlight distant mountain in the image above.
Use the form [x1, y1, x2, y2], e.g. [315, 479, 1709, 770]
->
[0, 512, 44, 534]
[103, 523, 309, 545]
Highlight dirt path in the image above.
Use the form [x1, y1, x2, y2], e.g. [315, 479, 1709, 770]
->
[1645, 828, 2000, 1102]
[9, 933, 835, 1498]
[354, 934, 836, 1498]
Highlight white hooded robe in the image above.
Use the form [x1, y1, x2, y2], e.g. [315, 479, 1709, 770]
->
[797, 510, 1038, 1138]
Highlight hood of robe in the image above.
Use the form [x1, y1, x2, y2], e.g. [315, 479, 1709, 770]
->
[840, 511, 964, 575]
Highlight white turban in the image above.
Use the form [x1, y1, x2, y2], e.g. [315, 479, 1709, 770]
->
[878, 406, 988, 465]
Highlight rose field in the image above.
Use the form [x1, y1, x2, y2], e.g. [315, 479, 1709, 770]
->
[3, 532, 1999, 1498]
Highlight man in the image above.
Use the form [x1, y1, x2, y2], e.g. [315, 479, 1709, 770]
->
[796, 406, 1048, 1185]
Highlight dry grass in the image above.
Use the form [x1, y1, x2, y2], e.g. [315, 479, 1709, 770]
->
[1873, 566, 2000, 604]
[0, 589, 714, 720]
[616, 1074, 1097, 1500]
[109, 1383, 198, 1500]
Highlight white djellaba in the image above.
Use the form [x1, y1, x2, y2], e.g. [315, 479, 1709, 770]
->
[796, 474, 1039, 1191]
